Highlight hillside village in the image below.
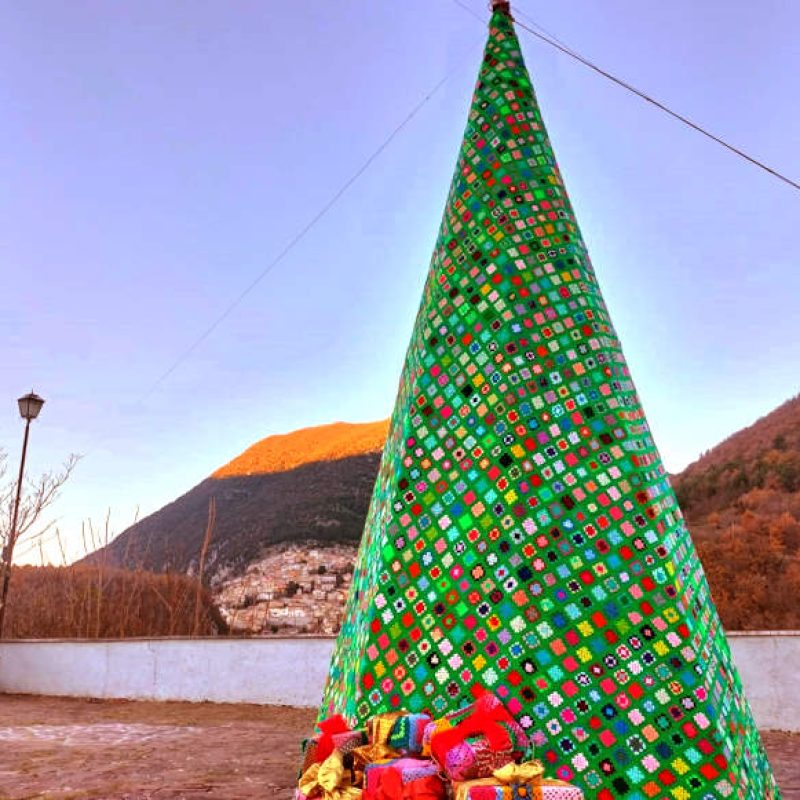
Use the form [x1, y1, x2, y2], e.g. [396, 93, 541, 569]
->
[215, 543, 356, 635]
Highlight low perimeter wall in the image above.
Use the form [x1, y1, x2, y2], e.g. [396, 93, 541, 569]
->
[0, 637, 334, 708]
[0, 632, 797, 730]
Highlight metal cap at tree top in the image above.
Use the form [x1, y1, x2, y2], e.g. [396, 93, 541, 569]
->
[491, 0, 512, 16]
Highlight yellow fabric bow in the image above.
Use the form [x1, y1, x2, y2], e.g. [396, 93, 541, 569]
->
[346, 711, 404, 786]
[453, 761, 545, 800]
[298, 750, 363, 799]
[493, 761, 545, 783]
[351, 743, 400, 787]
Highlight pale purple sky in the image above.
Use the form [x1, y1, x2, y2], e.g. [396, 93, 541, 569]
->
[1, 0, 798, 563]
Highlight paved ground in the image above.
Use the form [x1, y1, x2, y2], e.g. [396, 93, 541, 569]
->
[0, 695, 796, 799]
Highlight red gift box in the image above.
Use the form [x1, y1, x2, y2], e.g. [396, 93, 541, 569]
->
[363, 758, 446, 800]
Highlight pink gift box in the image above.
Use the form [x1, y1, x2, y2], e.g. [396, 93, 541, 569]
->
[540, 783, 583, 800]
[444, 735, 519, 781]
[332, 728, 368, 755]
[454, 780, 584, 800]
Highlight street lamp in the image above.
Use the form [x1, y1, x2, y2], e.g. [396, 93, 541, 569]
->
[18, 392, 45, 422]
[0, 391, 46, 637]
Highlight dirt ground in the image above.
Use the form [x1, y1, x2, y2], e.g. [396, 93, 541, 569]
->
[0, 694, 796, 800]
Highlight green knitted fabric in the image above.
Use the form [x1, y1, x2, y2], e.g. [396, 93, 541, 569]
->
[318, 10, 781, 800]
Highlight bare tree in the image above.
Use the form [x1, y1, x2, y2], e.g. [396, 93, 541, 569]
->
[0, 450, 80, 636]
[193, 496, 216, 635]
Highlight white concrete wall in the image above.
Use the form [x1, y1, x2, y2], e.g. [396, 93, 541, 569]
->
[726, 631, 800, 732]
[0, 633, 797, 730]
[0, 637, 334, 707]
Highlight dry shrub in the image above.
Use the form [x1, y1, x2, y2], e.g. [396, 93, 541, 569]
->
[4, 565, 225, 639]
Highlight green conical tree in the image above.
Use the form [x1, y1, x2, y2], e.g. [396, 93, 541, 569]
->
[318, 6, 780, 799]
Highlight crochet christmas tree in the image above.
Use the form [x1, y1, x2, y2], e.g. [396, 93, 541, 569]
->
[318, 5, 780, 798]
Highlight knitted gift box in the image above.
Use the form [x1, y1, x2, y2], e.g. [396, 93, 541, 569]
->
[387, 713, 432, 756]
[429, 692, 529, 781]
[301, 715, 354, 772]
[453, 778, 583, 800]
[453, 785, 534, 800]
[451, 763, 583, 800]
[537, 784, 583, 800]
[333, 729, 368, 757]
[452, 780, 584, 800]
[442, 730, 525, 782]
[299, 738, 320, 776]
[422, 705, 474, 756]
[363, 758, 445, 800]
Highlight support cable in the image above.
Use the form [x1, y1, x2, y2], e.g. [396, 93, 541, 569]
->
[138, 45, 478, 404]
[452, 0, 799, 191]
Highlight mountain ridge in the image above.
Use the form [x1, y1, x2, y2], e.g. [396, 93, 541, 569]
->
[85, 420, 387, 580]
[213, 419, 389, 478]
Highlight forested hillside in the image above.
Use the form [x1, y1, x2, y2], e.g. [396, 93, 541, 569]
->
[673, 395, 800, 628]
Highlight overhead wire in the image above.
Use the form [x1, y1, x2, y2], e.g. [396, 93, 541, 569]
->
[137, 44, 479, 406]
[451, 0, 799, 192]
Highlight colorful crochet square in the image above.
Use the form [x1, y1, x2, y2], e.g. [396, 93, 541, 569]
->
[318, 8, 781, 799]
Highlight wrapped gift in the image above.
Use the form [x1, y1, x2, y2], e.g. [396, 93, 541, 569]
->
[300, 737, 321, 775]
[333, 728, 369, 757]
[363, 758, 445, 800]
[452, 761, 543, 800]
[387, 713, 432, 755]
[454, 786, 534, 800]
[367, 712, 405, 746]
[443, 734, 519, 782]
[430, 692, 528, 780]
[351, 712, 405, 781]
[537, 782, 583, 800]
[299, 716, 364, 789]
[452, 762, 582, 800]
[352, 741, 401, 784]
[302, 714, 353, 769]
[422, 699, 492, 757]
[454, 777, 582, 799]
[421, 718, 450, 758]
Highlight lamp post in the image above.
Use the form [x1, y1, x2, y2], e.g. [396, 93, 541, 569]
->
[0, 391, 45, 638]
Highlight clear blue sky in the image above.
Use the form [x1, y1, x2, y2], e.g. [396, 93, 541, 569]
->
[1, 0, 797, 563]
